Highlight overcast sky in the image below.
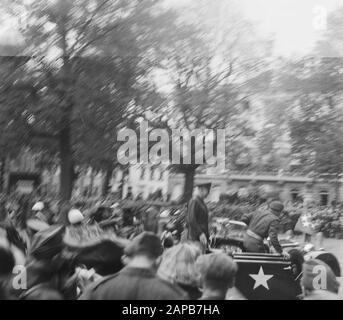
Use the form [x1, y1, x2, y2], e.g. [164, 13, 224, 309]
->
[168, 0, 343, 57]
[1, 0, 343, 57]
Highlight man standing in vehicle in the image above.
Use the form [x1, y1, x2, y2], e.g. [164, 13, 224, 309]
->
[241, 200, 289, 258]
[185, 183, 211, 252]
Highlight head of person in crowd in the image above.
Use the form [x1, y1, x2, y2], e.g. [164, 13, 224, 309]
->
[123, 232, 163, 271]
[29, 225, 65, 261]
[196, 253, 238, 300]
[26, 218, 50, 236]
[287, 249, 305, 280]
[268, 200, 284, 217]
[32, 201, 45, 214]
[194, 183, 211, 200]
[0, 239, 16, 300]
[32, 200, 56, 225]
[301, 259, 340, 300]
[68, 209, 84, 226]
[158, 242, 202, 299]
[161, 234, 174, 249]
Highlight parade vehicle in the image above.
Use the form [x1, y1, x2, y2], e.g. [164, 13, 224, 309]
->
[209, 217, 300, 254]
[208, 218, 306, 300]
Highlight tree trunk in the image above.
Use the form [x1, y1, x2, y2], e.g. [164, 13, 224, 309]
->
[88, 168, 95, 197]
[102, 162, 114, 197]
[59, 125, 74, 201]
[0, 157, 5, 193]
[182, 169, 195, 203]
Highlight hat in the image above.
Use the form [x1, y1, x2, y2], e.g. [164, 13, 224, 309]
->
[195, 183, 212, 190]
[269, 201, 284, 213]
[32, 202, 44, 211]
[68, 209, 84, 224]
[124, 232, 163, 258]
[302, 259, 340, 294]
[29, 225, 65, 260]
[27, 219, 50, 232]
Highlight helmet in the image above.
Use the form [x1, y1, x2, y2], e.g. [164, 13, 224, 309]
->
[68, 209, 84, 225]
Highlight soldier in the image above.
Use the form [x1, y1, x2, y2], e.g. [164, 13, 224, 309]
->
[185, 183, 211, 251]
[241, 200, 289, 258]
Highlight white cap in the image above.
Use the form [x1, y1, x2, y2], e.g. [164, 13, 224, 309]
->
[68, 209, 84, 224]
[32, 202, 44, 211]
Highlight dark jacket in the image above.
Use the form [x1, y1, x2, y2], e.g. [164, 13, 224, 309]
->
[186, 196, 209, 241]
[79, 267, 188, 300]
[19, 283, 63, 300]
[241, 210, 282, 253]
[17, 261, 63, 300]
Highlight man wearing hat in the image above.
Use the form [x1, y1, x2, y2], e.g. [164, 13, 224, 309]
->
[18, 225, 65, 300]
[185, 182, 211, 250]
[79, 232, 188, 300]
[241, 200, 289, 257]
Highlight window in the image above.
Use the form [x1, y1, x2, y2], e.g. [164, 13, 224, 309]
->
[290, 189, 299, 202]
[140, 168, 145, 180]
[319, 190, 329, 206]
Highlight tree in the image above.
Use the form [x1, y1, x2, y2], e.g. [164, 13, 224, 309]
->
[1, 0, 182, 202]
[277, 57, 343, 174]
[146, 0, 272, 201]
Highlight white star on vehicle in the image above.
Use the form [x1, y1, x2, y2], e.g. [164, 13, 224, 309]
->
[249, 266, 274, 290]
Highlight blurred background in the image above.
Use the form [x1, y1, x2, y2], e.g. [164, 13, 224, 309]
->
[0, 0, 343, 204]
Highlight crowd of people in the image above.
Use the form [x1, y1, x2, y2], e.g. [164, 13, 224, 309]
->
[0, 183, 342, 300]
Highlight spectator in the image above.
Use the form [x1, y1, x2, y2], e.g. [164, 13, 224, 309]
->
[196, 253, 238, 300]
[158, 243, 202, 299]
[17, 225, 66, 300]
[143, 207, 159, 234]
[80, 232, 188, 300]
[0, 235, 16, 300]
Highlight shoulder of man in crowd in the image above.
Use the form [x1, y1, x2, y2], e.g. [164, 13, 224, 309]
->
[79, 273, 120, 299]
[156, 276, 189, 299]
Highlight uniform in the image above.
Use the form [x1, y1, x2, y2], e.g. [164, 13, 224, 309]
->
[186, 196, 209, 242]
[241, 209, 282, 254]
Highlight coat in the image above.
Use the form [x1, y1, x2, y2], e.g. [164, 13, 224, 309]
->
[186, 196, 209, 242]
[17, 262, 63, 300]
[79, 267, 188, 300]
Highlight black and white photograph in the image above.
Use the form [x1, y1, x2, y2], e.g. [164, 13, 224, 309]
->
[0, 0, 343, 305]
